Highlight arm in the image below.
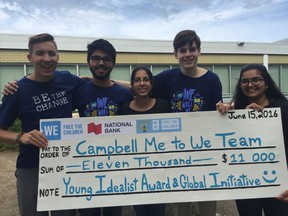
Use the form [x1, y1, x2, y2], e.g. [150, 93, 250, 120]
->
[2, 80, 18, 95]
[0, 128, 48, 148]
[216, 101, 235, 114]
[278, 190, 288, 203]
[213, 73, 234, 113]
[216, 101, 265, 113]
[245, 103, 265, 111]
[113, 80, 131, 89]
[3, 74, 89, 96]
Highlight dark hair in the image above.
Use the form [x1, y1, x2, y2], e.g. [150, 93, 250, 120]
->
[28, 33, 57, 54]
[173, 30, 201, 51]
[130, 66, 154, 85]
[87, 39, 116, 63]
[233, 64, 287, 108]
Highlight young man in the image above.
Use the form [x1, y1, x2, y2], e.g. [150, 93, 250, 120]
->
[75, 39, 134, 216]
[2, 38, 133, 216]
[0, 33, 84, 216]
[95, 30, 222, 216]
[3, 31, 220, 215]
[151, 30, 222, 216]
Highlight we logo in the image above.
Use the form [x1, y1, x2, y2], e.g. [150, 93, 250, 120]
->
[41, 121, 61, 140]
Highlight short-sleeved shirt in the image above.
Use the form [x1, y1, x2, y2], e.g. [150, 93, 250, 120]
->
[121, 98, 171, 115]
[74, 80, 134, 117]
[152, 68, 222, 112]
[0, 71, 84, 168]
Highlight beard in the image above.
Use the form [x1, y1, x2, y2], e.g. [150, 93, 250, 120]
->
[90, 65, 112, 80]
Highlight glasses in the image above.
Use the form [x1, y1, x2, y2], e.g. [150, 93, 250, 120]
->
[90, 55, 113, 64]
[240, 77, 264, 86]
[133, 77, 150, 84]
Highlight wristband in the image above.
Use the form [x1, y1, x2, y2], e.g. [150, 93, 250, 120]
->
[15, 132, 25, 145]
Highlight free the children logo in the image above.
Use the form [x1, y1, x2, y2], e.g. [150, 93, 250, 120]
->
[136, 118, 182, 134]
[41, 121, 61, 140]
[41, 120, 85, 140]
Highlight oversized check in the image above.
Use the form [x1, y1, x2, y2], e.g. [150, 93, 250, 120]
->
[37, 108, 288, 211]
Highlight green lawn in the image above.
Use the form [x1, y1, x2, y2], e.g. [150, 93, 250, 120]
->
[0, 119, 21, 151]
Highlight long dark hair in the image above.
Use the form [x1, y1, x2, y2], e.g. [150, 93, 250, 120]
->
[232, 64, 287, 109]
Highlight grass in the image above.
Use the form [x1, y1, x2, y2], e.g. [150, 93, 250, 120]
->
[0, 119, 21, 151]
[0, 143, 18, 151]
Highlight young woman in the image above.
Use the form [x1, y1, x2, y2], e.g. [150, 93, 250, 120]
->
[121, 66, 171, 216]
[219, 64, 288, 216]
[121, 66, 171, 115]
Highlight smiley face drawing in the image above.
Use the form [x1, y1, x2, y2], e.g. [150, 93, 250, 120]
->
[262, 170, 277, 183]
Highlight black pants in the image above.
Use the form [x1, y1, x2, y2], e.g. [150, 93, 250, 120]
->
[133, 204, 165, 216]
[236, 198, 288, 216]
[78, 206, 122, 216]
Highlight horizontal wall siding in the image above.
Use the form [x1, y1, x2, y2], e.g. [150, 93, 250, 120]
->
[2, 50, 266, 65]
[269, 55, 288, 64]
[0, 50, 27, 62]
[199, 54, 263, 64]
[117, 53, 177, 64]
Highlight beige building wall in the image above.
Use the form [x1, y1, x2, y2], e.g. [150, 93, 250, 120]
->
[1, 34, 288, 102]
[269, 55, 288, 64]
[199, 54, 263, 64]
[3, 50, 285, 65]
[0, 50, 28, 63]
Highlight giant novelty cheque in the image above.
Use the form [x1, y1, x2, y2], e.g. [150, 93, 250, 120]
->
[37, 108, 288, 211]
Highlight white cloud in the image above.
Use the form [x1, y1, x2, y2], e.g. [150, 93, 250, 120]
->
[0, 0, 287, 42]
[0, 1, 21, 11]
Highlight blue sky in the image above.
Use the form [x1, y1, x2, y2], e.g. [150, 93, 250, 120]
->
[0, 0, 287, 42]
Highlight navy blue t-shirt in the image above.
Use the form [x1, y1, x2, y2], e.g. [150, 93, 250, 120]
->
[74, 80, 134, 117]
[152, 68, 222, 112]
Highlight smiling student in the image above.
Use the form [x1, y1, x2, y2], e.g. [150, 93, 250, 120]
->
[121, 66, 171, 216]
[0, 33, 84, 216]
[217, 64, 288, 216]
[151, 30, 222, 216]
[75, 39, 134, 216]
[111, 30, 222, 216]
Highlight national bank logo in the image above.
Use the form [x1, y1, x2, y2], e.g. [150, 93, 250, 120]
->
[87, 121, 134, 135]
[87, 123, 102, 135]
